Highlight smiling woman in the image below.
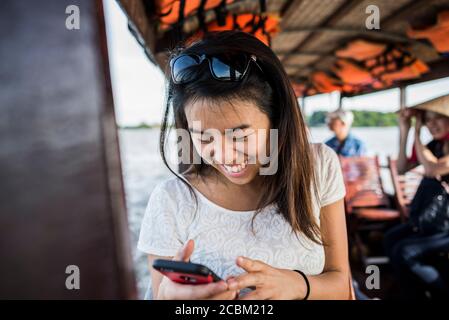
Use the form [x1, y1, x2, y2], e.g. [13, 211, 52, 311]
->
[185, 99, 272, 184]
[136, 31, 350, 300]
[385, 95, 449, 299]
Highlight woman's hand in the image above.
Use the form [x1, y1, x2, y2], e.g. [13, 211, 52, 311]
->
[414, 112, 423, 135]
[156, 240, 238, 300]
[398, 109, 414, 134]
[227, 256, 307, 300]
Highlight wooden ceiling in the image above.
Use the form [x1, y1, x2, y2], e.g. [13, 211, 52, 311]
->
[118, 0, 449, 97]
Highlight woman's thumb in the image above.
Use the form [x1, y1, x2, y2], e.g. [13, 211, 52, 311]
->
[174, 239, 194, 262]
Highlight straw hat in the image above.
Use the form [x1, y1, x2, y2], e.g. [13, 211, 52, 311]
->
[408, 94, 449, 118]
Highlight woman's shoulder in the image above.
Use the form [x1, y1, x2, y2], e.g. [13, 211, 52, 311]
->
[310, 143, 342, 180]
[150, 175, 195, 203]
[310, 143, 346, 206]
[310, 143, 339, 164]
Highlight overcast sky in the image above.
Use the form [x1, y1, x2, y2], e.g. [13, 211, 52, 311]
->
[104, 1, 449, 126]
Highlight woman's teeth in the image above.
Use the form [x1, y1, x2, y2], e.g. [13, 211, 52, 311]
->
[223, 160, 248, 174]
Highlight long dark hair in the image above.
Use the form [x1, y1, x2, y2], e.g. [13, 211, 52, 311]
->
[160, 31, 320, 244]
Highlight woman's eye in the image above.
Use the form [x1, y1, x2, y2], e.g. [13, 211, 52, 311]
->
[233, 136, 248, 142]
[199, 136, 214, 144]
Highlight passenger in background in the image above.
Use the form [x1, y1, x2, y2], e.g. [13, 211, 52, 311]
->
[385, 100, 449, 300]
[325, 110, 367, 157]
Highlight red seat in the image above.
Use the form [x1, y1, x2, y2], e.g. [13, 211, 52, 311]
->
[340, 156, 399, 266]
[388, 157, 423, 221]
[339, 156, 391, 215]
[354, 208, 401, 221]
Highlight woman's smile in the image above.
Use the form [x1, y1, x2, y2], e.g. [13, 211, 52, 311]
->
[219, 159, 249, 177]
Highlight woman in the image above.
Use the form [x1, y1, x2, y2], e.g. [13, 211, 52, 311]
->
[137, 31, 350, 300]
[385, 97, 449, 299]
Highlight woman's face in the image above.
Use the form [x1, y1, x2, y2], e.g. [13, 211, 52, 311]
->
[424, 111, 449, 140]
[185, 98, 271, 185]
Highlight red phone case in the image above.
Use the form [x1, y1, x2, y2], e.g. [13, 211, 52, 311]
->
[153, 259, 221, 285]
[160, 270, 215, 284]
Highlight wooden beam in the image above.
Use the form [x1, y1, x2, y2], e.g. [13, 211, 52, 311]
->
[118, 0, 158, 65]
[279, 0, 303, 28]
[279, 0, 296, 17]
[281, 0, 359, 63]
[281, 26, 428, 46]
[275, 49, 329, 55]
[381, 0, 430, 29]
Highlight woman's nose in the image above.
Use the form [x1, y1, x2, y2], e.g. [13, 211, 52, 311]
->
[212, 138, 239, 164]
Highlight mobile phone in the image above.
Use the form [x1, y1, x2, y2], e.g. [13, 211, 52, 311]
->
[153, 259, 222, 284]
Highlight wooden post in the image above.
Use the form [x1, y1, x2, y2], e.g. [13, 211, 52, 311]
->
[337, 91, 343, 110]
[399, 85, 406, 109]
[0, 0, 136, 299]
[300, 96, 306, 112]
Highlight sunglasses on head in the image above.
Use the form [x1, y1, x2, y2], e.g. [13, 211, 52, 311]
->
[169, 52, 263, 84]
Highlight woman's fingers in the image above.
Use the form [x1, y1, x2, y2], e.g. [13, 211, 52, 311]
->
[182, 239, 195, 262]
[166, 280, 227, 300]
[238, 289, 269, 300]
[227, 272, 263, 291]
[173, 239, 195, 262]
[208, 289, 239, 300]
[160, 277, 232, 300]
[227, 257, 269, 290]
[402, 109, 417, 118]
[184, 281, 229, 300]
[236, 256, 267, 273]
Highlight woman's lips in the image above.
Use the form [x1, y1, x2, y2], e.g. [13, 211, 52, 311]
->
[219, 159, 249, 177]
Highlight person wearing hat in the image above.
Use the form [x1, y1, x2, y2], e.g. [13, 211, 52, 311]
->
[325, 109, 367, 157]
[397, 96, 449, 176]
[385, 94, 449, 300]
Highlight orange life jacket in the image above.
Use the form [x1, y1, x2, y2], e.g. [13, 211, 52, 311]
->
[310, 71, 342, 93]
[407, 10, 449, 53]
[155, 0, 234, 30]
[366, 47, 429, 82]
[336, 39, 386, 61]
[199, 13, 280, 46]
[380, 59, 429, 82]
[290, 82, 306, 97]
[332, 59, 375, 86]
[332, 40, 429, 92]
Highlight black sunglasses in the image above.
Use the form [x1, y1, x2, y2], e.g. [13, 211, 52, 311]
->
[169, 53, 263, 84]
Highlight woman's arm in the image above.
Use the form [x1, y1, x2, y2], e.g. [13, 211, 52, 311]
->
[305, 198, 350, 299]
[228, 198, 350, 300]
[414, 119, 449, 177]
[397, 109, 418, 174]
[147, 254, 170, 299]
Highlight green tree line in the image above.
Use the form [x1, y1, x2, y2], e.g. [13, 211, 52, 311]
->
[307, 110, 398, 127]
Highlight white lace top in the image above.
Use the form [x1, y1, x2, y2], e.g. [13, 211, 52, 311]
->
[137, 143, 346, 299]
